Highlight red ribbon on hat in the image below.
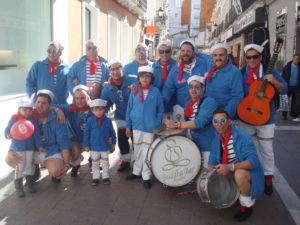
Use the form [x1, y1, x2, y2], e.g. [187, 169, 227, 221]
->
[184, 97, 200, 118]
[49, 60, 61, 75]
[87, 57, 99, 75]
[160, 60, 171, 83]
[69, 104, 89, 112]
[134, 85, 150, 103]
[246, 65, 260, 86]
[220, 127, 232, 164]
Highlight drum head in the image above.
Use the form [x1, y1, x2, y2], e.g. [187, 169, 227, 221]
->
[155, 128, 186, 136]
[150, 135, 201, 187]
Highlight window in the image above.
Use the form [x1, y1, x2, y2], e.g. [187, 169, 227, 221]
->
[121, 22, 129, 64]
[108, 11, 119, 58]
[85, 8, 91, 42]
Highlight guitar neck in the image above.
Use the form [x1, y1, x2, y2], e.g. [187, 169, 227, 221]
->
[265, 53, 279, 74]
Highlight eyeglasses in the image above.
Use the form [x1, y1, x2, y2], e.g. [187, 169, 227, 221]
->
[212, 118, 227, 125]
[159, 49, 171, 54]
[245, 54, 260, 60]
[109, 66, 122, 72]
[136, 47, 147, 52]
[86, 46, 97, 51]
[188, 84, 202, 89]
[139, 73, 152, 78]
[47, 49, 58, 54]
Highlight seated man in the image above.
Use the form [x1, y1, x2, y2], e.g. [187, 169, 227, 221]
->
[208, 109, 264, 221]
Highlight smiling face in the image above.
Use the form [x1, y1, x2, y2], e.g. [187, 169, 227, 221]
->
[180, 44, 194, 63]
[109, 63, 123, 82]
[212, 112, 231, 137]
[158, 45, 172, 63]
[74, 90, 88, 108]
[212, 48, 228, 67]
[47, 45, 61, 63]
[188, 80, 204, 100]
[245, 49, 262, 69]
[135, 45, 148, 63]
[86, 41, 98, 61]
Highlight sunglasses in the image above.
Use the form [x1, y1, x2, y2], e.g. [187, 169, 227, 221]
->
[188, 84, 202, 89]
[86, 46, 97, 51]
[159, 49, 171, 54]
[136, 47, 147, 52]
[47, 49, 58, 54]
[212, 118, 227, 125]
[110, 66, 122, 72]
[245, 54, 260, 60]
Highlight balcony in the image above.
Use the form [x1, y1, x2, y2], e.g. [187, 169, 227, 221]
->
[115, 0, 147, 17]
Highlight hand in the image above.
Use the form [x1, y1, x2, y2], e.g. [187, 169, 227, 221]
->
[164, 118, 175, 129]
[108, 137, 112, 145]
[215, 164, 230, 176]
[84, 147, 90, 152]
[38, 148, 46, 153]
[103, 81, 109, 87]
[125, 129, 132, 137]
[264, 74, 275, 84]
[56, 109, 66, 124]
[83, 91, 91, 103]
[110, 144, 115, 153]
[128, 84, 138, 92]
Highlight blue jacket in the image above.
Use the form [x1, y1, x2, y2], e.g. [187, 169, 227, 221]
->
[83, 115, 116, 151]
[241, 66, 288, 124]
[123, 60, 153, 77]
[208, 125, 264, 199]
[39, 110, 70, 157]
[185, 96, 218, 152]
[126, 86, 164, 133]
[68, 55, 109, 96]
[196, 52, 214, 70]
[56, 104, 93, 143]
[205, 62, 244, 119]
[4, 116, 42, 152]
[162, 57, 210, 108]
[101, 75, 137, 121]
[26, 58, 70, 104]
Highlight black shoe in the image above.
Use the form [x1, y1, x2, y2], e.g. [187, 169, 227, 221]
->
[88, 157, 92, 168]
[33, 164, 41, 181]
[143, 179, 152, 189]
[91, 179, 99, 186]
[103, 178, 111, 185]
[234, 206, 253, 221]
[117, 161, 130, 172]
[126, 174, 141, 181]
[264, 185, 273, 195]
[264, 175, 273, 195]
[71, 165, 80, 177]
[51, 177, 61, 183]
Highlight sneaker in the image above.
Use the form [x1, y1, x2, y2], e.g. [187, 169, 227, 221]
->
[91, 179, 99, 186]
[71, 165, 80, 177]
[51, 177, 61, 184]
[117, 161, 130, 172]
[126, 174, 141, 181]
[103, 178, 111, 185]
[292, 118, 300, 122]
[88, 157, 92, 168]
[143, 179, 152, 189]
[264, 175, 273, 195]
[234, 206, 253, 221]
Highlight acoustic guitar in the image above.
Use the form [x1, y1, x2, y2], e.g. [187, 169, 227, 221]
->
[237, 38, 283, 125]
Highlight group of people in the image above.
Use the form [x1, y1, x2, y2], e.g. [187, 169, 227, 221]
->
[5, 38, 288, 222]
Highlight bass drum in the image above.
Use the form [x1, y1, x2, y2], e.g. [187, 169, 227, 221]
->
[146, 135, 201, 187]
[197, 168, 239, 208]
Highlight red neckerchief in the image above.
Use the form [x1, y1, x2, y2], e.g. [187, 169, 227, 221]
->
[69, 104, 89, 112]
[160, 60, 171, 83]
[87, 57, 99, 75]
[220, 127, 232, 164]
[246, 65, 260, 86]
[206, 63, 228, 82]
[96, 115, 103, 127]
[134, 85, 150, 103]
[108, 77, 123, 86]
[11, 112, 26, 121]
[49, 60, 61, 75]
[178, 61, 188, 82]
[31, 109, 49, 120]
[137, 61, 148, 66]
[184, 97, 200, 118]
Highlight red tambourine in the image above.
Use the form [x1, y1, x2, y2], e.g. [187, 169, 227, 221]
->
[10, 119, 35, 140]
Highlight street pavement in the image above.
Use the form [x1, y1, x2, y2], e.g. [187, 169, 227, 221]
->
[0, 97, 299, 225]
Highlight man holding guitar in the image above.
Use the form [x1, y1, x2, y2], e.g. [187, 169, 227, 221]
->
[238, 43, 287, 195]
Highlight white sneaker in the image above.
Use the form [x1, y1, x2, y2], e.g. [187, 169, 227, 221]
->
[292, 118, 300, 122]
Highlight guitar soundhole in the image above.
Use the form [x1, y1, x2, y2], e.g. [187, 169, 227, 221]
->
[246, 107, 263, 115]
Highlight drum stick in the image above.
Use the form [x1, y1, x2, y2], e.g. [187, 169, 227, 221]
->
[175, 189, 197, 196]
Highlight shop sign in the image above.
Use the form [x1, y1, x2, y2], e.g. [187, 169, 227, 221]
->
[233, 10, 255, 34]
[221, 28, 233, 41]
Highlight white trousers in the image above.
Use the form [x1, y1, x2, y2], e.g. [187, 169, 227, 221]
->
[15, 151, 34, 179]
[90, 151, 110, 179]
[238, 121, 275, 175]
[132, 130, 154, 180]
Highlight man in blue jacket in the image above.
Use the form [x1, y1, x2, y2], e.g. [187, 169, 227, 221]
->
[101, 58, 136, 171]
[68, 40, 109, 99]
[208, 109, 264, 221]
[162, 40, 211, 121]
[26, 41, 70, 104]
[205, 43, 244, 119]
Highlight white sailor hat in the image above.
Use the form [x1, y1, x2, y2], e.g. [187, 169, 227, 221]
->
[210, 42, 228, 53]
[88, 99, 107, 108]
[107, 58, 123, 68]
[138, 65, 154, 74]
[157, 40, 172, 49]
[73, 84, 90, 94]
[187, 75, 205, 85]
[180, 40, 196, 51]
[49, 41, 64, 51]
[136, 43, 148, 51]
[37, 89, 54, 101]
[244, 44, 264, 53]
[18, 97, 34, 108]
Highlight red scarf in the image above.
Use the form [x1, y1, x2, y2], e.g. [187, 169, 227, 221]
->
[97, 116, 103, 127]
[87, 57, 99, 75]
[49, 60, 61, 75]
[134, 85, 150, 103]
[206, 63, 228, 82]
[160, 60, 171, 83]
[69, 104, 89, 112]
[178, 61, 188, 82]
[108, 77, 123, 86]
[137, 61, 148, 66]
[184, 97, 200, 118]
[31, 109, 49, 121]
[11, 112, 26, 121]
[220, 127, 232, 164]
[246, 65, 260, 86]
